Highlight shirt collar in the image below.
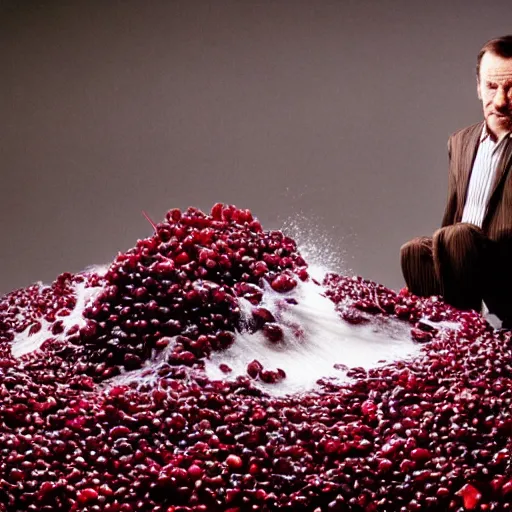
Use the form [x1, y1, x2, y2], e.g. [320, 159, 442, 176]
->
[480, 123, 512, 143]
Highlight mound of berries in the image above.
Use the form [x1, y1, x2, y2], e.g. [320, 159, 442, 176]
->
[0, 204, 511, 511]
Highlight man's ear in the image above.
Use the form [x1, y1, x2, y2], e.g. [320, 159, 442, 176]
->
[477, 77, 482, 100]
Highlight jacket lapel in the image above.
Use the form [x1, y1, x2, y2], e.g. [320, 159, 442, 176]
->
[484, 136, 512, 223]
[457, 123, 483, 219]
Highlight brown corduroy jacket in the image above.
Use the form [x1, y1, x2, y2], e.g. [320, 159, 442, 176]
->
[441, 122, 512, 241]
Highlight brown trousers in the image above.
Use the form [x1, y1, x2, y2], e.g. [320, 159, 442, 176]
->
[400, 223, 512, 320]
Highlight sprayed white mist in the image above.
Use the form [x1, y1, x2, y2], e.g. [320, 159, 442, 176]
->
[281, 214, 352, 278]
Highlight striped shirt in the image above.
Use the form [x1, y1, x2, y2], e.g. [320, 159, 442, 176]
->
[461, 126, 512, 227]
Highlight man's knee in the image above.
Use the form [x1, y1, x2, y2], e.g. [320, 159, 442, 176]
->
[433, 223, 485, 252]
[400, 236, 432, 262]
[433, 224, 489, 277]
[400, 236, 433, 278]
[400, 236, 439, 296]
[433, 223, 487, 307]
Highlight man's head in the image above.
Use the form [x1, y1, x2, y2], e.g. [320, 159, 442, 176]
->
[476, 36, 512, 140]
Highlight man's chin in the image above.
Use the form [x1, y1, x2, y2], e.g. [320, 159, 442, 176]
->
[487, 116, 512, 133]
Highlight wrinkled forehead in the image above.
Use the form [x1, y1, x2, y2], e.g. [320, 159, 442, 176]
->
[480, 52, 512, 83]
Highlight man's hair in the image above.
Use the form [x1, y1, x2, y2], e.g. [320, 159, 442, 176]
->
[477, 35, 512, 79]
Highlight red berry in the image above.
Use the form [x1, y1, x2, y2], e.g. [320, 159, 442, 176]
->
[226, 454, 243, 470]
[271, 274, 297, 293]
[77, 488, 99, 504]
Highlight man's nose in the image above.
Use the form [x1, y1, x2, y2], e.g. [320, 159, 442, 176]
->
[493, 87, 509, 109]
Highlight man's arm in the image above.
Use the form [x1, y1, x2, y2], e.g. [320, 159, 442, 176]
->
[441, 136, 458, 227]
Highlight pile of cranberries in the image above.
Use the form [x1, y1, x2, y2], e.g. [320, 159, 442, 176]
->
[0, 204, 511, 511]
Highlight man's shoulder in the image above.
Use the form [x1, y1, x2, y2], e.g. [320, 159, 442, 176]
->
[449, 122, 483, 143]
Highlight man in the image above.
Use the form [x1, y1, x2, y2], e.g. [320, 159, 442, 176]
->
[400, 35, 512, 325]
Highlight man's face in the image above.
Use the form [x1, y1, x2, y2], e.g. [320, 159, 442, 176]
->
[477, 52, 512, 139]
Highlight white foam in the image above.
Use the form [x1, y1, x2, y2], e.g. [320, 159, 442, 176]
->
[102, 337, 181, 391]
[205, 272, 420, 396]
[418, 317, 462, 331]
[11, 279, 104, 357]
[84, 264, 110, 277]
[11, 316, 53, 358]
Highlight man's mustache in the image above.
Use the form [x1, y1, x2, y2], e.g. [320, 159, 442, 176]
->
[492, 109, 512, 117]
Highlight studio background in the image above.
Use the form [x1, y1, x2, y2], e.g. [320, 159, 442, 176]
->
[1, 0, 511, 296]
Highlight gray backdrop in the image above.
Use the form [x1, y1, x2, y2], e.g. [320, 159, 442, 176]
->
[1, 0, 511, 296]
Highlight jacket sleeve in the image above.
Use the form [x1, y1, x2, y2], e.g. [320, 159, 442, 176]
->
[441, 136, 458, 227]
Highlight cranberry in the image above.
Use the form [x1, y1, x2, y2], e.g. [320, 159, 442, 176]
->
[225, 454, 243, 470]
[270, 274, 297, 293]
[219, 364, 232, 374]
[77, 488, 99, 504]
[457, 484, 482, 510]
[251, 307, 275, 326]
[263, 323, 284, 343]
[246, 360, 263, 379]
